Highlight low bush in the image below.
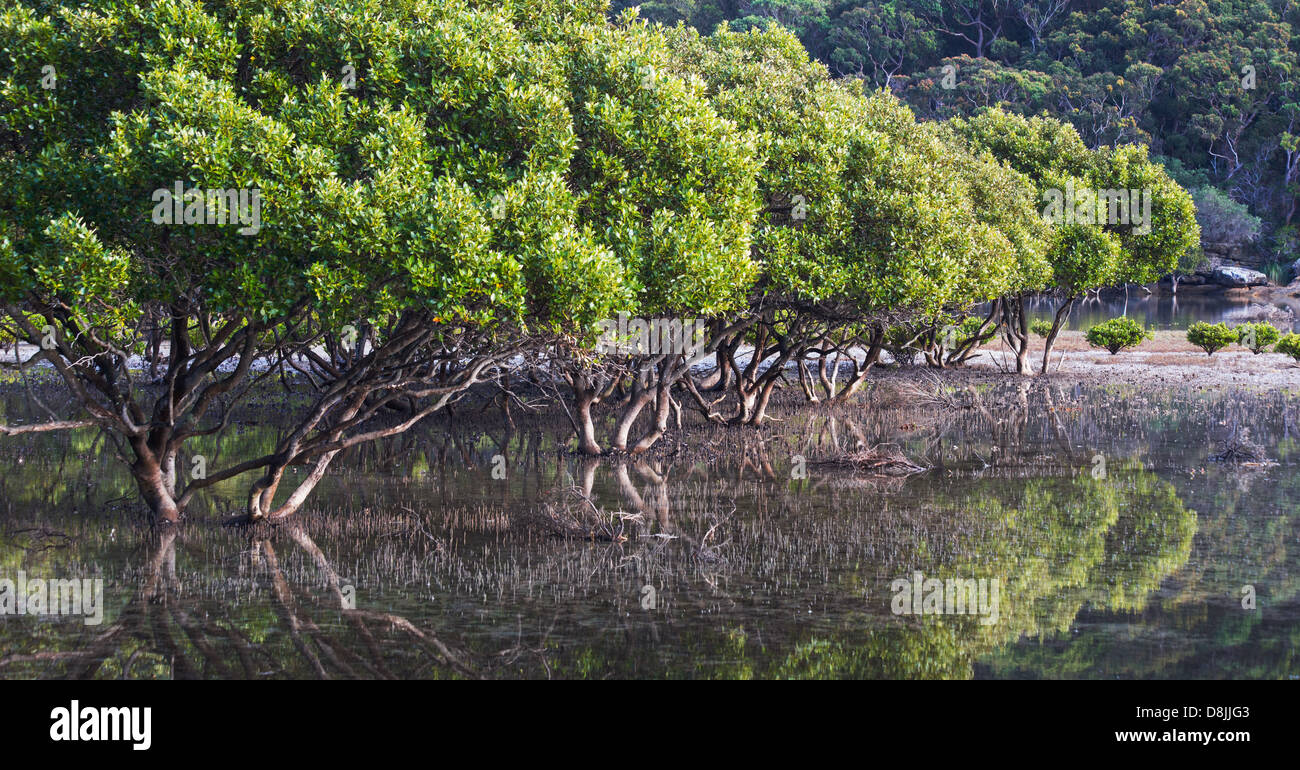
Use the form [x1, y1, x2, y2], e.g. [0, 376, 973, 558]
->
[1086, 317, 1150, 355]
[1234, 322, 1280, 354]
[1187, 322, 1237, 356]
[1275, 333, 1300, 362]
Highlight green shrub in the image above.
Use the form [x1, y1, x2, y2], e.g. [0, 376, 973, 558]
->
[1030, 319, 1055, 338]
[1186, 322, 1237, 355]
[1235, 322, 1280, 354]
[1276, 333, 1300, 362]
[1085, 317, 1150, 355]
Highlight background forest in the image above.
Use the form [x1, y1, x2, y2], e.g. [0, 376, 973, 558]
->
[611, 0, 1294, 270]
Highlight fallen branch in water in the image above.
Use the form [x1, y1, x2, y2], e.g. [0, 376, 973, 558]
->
[528, 487, 640, 542]
[810, 444, 929, 476]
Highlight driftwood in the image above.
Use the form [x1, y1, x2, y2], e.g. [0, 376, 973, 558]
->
[529, 486, 641, 542]
[810, 444, 929, 477]
[1210, 436, 1274, 465]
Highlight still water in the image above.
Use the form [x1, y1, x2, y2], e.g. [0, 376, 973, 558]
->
[1, 381, 1297, 679]
[1023, 291, 1298, 332]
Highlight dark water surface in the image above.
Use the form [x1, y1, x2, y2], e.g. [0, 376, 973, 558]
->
[1023, 291, 1298, 332]
[2, 381, 1298, 679]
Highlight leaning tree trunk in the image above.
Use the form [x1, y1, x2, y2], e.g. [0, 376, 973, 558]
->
[259, 449, 345, 521]
[797, 358, 819, 402]
[237, 353, 497, 521]
[697, 319, 736, 392]
[746, 374, 781, 426]
[610, 366, 661, 452]
[829, 330, 885, 404]
[1015, 296, 1031, 375]
[1000, 294, 1032, 375]
[628, 374, 674, 454]
[128, 429, 182, 524]
[817, 338, 840, 400]
[1040, 295, 1076, 374]
[569, 377, 605, 456]
[729, 328, 798, 427]
[131, 452, 181, 524]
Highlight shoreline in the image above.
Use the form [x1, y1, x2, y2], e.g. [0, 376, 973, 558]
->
[952, 329, 1300, 390]
[4, 328, 1298, 395]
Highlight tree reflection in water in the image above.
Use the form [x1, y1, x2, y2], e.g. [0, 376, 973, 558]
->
[1, 382, 1296, 678]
